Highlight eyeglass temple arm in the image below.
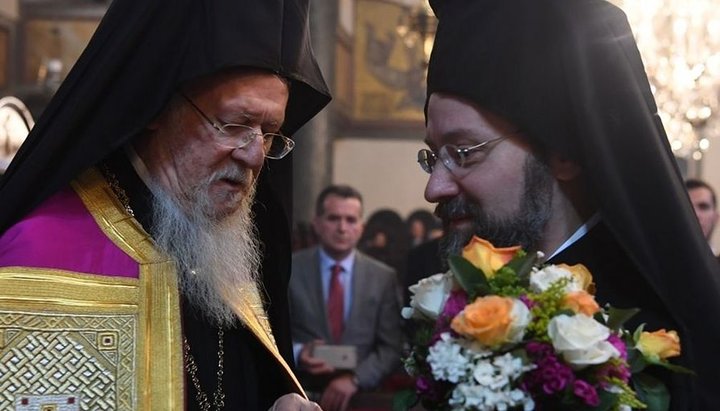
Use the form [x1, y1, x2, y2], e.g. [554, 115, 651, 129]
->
[179, 92, 222, 132]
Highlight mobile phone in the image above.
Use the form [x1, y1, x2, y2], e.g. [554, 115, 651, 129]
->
[312, 344, 357, 369]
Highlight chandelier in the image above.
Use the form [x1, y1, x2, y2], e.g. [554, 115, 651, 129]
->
[395, 0, 437, 67]
[614, 0, 720, 160]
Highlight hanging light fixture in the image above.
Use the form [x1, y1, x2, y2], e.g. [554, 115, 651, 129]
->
[395, 0, 437, 67]
[614, 0, 720, 161]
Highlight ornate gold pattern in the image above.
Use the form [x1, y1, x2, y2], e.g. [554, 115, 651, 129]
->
[0, 311, 135, 410]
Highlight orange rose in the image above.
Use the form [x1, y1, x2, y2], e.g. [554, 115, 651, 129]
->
[637, 329, 681, 361]
[451, 295, 530, 346]
[556, 263, 595, 293]
[563, 291, 600, 316]
[462, 237, 520, 278]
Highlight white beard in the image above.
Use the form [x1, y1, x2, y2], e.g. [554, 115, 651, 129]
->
[147, 169, 262, 328]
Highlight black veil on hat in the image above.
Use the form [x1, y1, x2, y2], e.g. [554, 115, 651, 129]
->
[427, 0, 720, 408]
[0, 0, 331, 231]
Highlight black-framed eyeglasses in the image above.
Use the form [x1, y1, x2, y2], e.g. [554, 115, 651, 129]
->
[180, 92, 295, 160]
[417, 134, 514, 177]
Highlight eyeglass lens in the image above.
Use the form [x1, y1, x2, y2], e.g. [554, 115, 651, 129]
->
[418, 136, 508, 176]
[181, 92, 294, 159]
[417, 149, 436, 173]
[218, 125, 294, 159]
[417, 146, 471, 175]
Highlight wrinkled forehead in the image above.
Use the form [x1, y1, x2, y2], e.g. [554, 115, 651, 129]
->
[183, 67, 289, 96]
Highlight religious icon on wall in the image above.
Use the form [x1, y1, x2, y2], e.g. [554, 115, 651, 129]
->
[353, 0, 428, 123]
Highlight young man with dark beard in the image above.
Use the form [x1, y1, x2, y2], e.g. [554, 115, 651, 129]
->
[0, 1, 330, 409]
[417, 0, 720, 409]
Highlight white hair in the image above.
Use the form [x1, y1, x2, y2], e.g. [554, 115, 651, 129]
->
[148, 167, 262, 327]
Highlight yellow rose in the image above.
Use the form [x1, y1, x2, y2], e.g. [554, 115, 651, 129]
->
[637, 329, 681, 361]
[451, 295, 530, 347]
[556, 263, 595, 293]
[562, 291, 600, 316]
[462, 237, 520, 278]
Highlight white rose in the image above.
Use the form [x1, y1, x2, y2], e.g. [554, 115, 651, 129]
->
[529, 265, 582, 293]
[402, 272, 453, 320]
[561, 340, 620, 368]
[506, 299, 532, 343]
[547, 314, 620, 369]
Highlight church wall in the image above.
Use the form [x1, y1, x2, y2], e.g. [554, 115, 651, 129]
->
[332, 136, 434, 220]
[0, 0, 18, 20]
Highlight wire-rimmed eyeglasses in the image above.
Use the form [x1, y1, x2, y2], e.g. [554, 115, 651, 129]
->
[180, 92, 295, 160]
[417, 134, 513, 177]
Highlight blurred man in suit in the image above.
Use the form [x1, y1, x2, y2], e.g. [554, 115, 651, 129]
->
[685, 178, 718, 250]
[289, 185, 402, 411]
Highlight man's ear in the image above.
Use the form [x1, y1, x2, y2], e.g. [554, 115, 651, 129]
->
[548, 154, 582, 181]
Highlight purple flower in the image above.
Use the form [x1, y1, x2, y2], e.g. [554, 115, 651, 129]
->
[441, 289, 468, 320]
[539, 359, 573, 394]
[607, 333, 627, 360]
[519, 294, 537, 309]
[526, 341, 553, 357]
[573, 380, 600, 407]
[542, 376, 568, 395]
[614, 364, 631, 382]
[524, 344, 574, 396]
[597, 360, 631, 386]
[429, 290, 468, 343]
[416, 375, 432, 394]
[415, 376, 451, 403]
[592, 334, 631, 385]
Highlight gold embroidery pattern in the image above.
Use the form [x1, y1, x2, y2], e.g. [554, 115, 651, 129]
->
[0, 312, 136, 410]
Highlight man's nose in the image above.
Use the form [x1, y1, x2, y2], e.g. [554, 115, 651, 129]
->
[424, 164, 461, 204]
[230, 134, 266, 170]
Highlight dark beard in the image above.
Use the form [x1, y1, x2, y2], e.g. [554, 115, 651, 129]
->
[436, 156, 554, 263]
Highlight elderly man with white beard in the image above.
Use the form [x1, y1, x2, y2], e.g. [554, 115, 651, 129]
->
[0, 1, 331, 410]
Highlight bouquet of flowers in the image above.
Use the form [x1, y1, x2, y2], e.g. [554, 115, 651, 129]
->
[397, 236, 691, 411]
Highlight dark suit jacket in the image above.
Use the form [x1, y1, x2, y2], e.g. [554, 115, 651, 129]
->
[549, 222, 691, 410]
[404, 238, 444, 305]
[289, 247, 403, 389]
